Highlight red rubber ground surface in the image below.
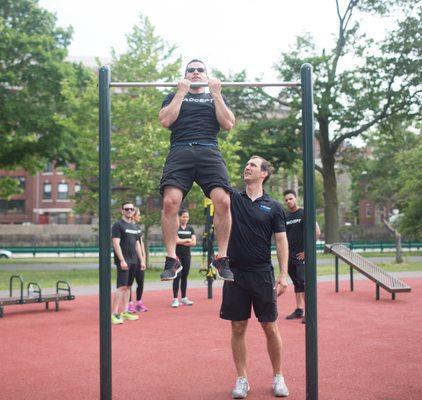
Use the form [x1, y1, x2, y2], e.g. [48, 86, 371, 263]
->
[1, 278, 421, 399]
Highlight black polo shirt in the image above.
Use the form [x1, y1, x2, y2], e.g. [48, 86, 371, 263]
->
[111, 219, 142, 265]
[228, 190, 286, 271]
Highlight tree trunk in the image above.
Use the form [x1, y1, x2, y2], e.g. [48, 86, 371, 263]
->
[321, 149, 340, 244]
[382, 218, 403, 264]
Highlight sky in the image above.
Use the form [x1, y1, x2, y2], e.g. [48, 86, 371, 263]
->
[38, 0, 344, 81]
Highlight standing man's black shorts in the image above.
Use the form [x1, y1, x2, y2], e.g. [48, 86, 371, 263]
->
[116, 262, 138, 288]
[159, 145, 231, 198]
[288, 262, 305, 293]
[220, 269, 278, 323]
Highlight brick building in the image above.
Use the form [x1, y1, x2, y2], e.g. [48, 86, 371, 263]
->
[0, 163, 92, 225]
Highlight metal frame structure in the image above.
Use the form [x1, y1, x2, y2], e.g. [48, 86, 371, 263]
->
[98, 63, 317, 399]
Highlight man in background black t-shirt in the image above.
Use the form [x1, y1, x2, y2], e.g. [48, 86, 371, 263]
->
[158, 59, 235, 283]
[283, 189, 320, 323]
[110, 202, 145, 325]
[220, 156, 290, 398]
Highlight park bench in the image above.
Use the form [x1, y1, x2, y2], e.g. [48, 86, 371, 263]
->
[0, 275, 75, 318]
[325, 243, 411, 300]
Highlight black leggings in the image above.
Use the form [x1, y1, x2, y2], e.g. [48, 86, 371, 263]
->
[173, 254, 191, 298]
[130, 267, 145, 301]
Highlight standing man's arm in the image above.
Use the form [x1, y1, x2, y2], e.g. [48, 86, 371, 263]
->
[112, 238, 128, 270]
[208, 79, 235, 131]
[274, 232, 289, 296]
[297, 222, 321, 260]
[158, 80, 191, 128]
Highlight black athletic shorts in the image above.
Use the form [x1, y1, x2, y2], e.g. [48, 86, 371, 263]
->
[220, 269, 278, 323]
[116, 262, 138, 288]
[159, 144, 231, 198]
[288, 261, 305, 293]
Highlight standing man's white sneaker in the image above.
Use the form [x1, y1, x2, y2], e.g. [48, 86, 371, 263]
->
[273, 374, 289, 397]
[232, 376, 250, 399]
[171, 298, 179, 308]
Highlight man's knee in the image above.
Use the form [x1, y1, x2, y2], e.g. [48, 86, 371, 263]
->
[162, 188, 182, 213]
[232, 320, 248, 336]
[261, 321, 280, 337]
[210, 188, 230, 213]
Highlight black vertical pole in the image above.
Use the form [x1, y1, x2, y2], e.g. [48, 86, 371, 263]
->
[99, 66, 112, 400]
[301, 63, 318, 400]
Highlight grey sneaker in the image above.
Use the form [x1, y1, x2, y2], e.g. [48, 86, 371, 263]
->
[171, 298, 179, 308]
[160, 257, 182, 281]
[211, 257, 234, 281]
[180, 297, 194, 306]
[232, 376, 250, 399]
[273, 374, 289, 397]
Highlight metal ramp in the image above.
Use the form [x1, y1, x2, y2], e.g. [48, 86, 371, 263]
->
[325, 243, 411, 300]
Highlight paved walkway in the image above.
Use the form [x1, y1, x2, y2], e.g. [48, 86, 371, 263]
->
[2, 255, 422, 271]
[2, 271, 421, 297]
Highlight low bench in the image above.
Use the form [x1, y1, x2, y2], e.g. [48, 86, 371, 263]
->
[325, 243, 411, 300]
[0, 275, 75, 318]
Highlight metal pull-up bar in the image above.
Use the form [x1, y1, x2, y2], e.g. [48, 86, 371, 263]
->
[110, 81, 301, 88]
[98, 64, 317, 400]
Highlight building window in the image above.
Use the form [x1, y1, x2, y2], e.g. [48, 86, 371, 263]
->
[365, 203, 372, 218]
[74, 183, 81, 194]
[152, 197, 162, 208]
[57, 183, 69, 200]
[18, 176, 26, 189]
[58, 212, 68, 224]
[44, 162, 54, 173]
[43, 183, 52, 200]
[0, 200, 25, 213]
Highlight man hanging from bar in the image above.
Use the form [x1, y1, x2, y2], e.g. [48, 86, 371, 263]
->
[158, 59, 235, 281]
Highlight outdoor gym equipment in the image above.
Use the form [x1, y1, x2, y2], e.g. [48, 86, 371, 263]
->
[98, 64, 317, 400]
[0, 275, 75, 318]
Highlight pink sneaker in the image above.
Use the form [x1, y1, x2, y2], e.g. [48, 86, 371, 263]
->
[136, 300, 148, 312]
[127, 302, 137, 313]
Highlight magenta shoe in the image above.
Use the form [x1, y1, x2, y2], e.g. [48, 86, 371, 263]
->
[136, 300, 148, 312]
[127, 302, 137, 313]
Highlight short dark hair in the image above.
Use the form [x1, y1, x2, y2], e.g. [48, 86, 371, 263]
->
[121, 201, 134, 209]
[250, 155, 273, 184]
[283, 189, 297, 198]
[185, 59, 207, 76]
[179, 208, 189, 216]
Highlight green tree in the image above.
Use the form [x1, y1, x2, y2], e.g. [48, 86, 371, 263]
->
[0, 0, 74, 178]
[274, 0, 421, 242]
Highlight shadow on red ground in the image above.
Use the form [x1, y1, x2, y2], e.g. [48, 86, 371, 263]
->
[0, 278, 421, 400]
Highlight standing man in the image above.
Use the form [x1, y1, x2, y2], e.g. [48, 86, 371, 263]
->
[221, 156, 290, 399]
[158, 59, 235, 282]
[283, 189, 320, 324]
[111, 202, 145, 325]
[171, 209, 196, 308]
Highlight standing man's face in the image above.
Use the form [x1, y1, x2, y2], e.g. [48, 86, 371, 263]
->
[121, 203, 135, 218]
[243, 158, 267, 184]
[185, 61, 207, 82]
[284, 194, 297, 211]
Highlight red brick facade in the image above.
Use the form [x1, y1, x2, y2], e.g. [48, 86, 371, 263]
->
[0, 165, 92, 224]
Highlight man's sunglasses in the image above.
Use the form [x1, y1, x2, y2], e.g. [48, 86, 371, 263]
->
[186, 67, 206, 73]
[123, 207, 134, 212]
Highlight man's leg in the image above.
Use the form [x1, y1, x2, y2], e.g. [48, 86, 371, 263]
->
[296, 292, 305, 310]
[261, 322, 283, 376]
[209, 187, 231, 258]
[112, 287, 125, 315]
[160, 187, 184, 280]
[231, 320, 248, 378]
[261, 322, 289, 397]
[162, 186, 183, 258]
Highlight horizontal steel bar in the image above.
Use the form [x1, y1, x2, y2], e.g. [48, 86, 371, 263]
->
[109, 81, 301, 88]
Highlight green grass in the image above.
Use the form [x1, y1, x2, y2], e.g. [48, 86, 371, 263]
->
[1, 262, 420, 291]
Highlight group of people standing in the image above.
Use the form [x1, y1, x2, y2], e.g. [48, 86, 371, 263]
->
[110, 59, 319, 399]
